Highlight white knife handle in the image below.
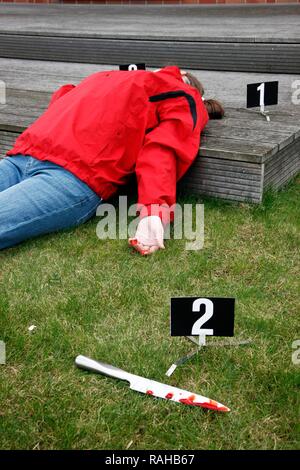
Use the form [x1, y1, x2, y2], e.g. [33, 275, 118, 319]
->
[75, 355, 132, 383]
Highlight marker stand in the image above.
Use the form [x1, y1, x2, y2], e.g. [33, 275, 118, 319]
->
[165, 334, 252, 377]
[260, 103, 271, 122]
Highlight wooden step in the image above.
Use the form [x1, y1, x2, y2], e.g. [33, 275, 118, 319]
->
[0, 4, 299, 74]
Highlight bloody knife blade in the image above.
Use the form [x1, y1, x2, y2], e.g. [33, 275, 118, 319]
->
[75, 355, 230, 412]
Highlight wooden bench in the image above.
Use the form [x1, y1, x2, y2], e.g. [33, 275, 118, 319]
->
[1, 87, 299, 204]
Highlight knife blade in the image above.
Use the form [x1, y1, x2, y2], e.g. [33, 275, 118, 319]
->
[75, 355, 230, 412]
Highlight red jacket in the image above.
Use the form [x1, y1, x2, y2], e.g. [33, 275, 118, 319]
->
[6, 66, 209, 224]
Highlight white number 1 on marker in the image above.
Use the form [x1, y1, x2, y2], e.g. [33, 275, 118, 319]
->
[191, 298, 214, 336]
[257, 83, 265, 107]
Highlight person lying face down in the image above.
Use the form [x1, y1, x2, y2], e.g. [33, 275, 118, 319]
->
[1, 65, 224, 254]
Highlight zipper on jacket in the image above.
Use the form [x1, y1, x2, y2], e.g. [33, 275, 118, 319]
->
[149, 90, 197, 130]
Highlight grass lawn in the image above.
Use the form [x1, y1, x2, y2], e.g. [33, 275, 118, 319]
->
[0, 176, 299, 450]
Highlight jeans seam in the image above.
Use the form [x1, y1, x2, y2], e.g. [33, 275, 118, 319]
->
[77, 196, 102, 224]
[24, 157, 34, 178]
[76, 202, 99, 225]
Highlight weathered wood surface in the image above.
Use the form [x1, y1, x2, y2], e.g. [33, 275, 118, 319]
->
[180, 156, 264, 203]
[264, 137, 300, 190]
[1, 34, 299, 74]
[207, 118, 300, 140]
[0, 58, 298, 109]
[0, 4, 299, 42]
[0, 4, 299, 73]
[203, 124, 295, 149]
[0, 130, 19, 154]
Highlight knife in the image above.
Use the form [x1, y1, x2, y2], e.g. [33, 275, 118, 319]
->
[75, 355, 230, 412]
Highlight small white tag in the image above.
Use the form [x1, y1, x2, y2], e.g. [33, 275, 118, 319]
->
[165, 364, 177, 377]
[0, 341, 5, 364]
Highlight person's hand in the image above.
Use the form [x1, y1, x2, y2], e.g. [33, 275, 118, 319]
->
[128, 215, 165, 256]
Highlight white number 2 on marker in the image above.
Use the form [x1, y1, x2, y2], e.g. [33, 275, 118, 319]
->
[257, 82, 265, 107]
[191, 298, 214, 336]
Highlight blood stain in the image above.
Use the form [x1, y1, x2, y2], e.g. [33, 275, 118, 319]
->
[165, 393, 173, 399]
[146, 390, 153, 395]
[179, 398, 229, 412]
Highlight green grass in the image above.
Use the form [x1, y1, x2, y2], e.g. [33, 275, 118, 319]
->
[0, 177, 299, 450]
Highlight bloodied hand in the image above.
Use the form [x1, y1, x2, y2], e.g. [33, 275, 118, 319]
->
[128, 215, 165, 256]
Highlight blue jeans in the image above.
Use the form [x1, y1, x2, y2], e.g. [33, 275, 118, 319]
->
[0, 155, 102, 250]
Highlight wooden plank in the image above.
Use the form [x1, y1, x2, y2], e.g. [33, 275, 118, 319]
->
[187, 157, 263, 178]
[265, 154, 299, 183]
[181, 181, 262, 203]
[265, 150, 299, 178]
[199, 136, 276, 163]
[0, 4, 299, 44]
[266, 163, 300, 189]
[182, 154, 264, 203]
[190, 166, 262, 182]
[0, 131, 20, 140]
[192, 157, 263, 175]
[182, 179, 262, 198]
[0, 34, 299, 74]
[264, 144, 300, 177]
[0, 130, 20, 136]
[266, 162, 300, 189]
[181, 188, 262, 204]
[203, 126, 294, 151]
[183, 183, 262, 199]
[228, 107, 300, 123]
[264, 154, 300, 187]
[0, 59, 296, 112]
[186, 168, 262, 185]
[5, 88, 51, 107]
[263, 137, 300, 189]
[265, 155, 299, 182]
[206, 118, 300, 140]
[184, 178, 262, 195]
[0, 108, 41, 121]
[185, 161, 263, 182]
[0, 141, 18, 148]
[0, 116, 33, 132]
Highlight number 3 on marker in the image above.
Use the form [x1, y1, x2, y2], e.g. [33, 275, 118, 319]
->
[191, 298, 214, 336]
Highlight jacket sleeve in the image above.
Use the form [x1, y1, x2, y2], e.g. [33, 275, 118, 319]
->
[48, 84, 76, 108]
[135, 93, 207, 225]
